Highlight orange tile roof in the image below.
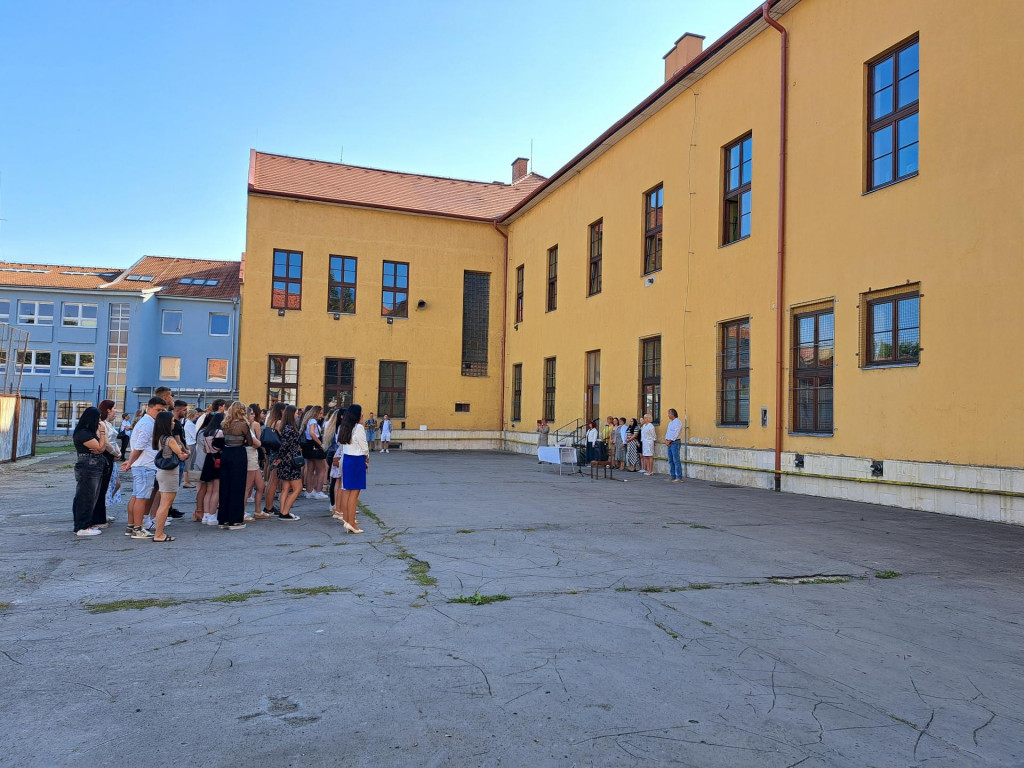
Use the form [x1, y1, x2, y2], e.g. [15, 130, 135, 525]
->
[0, 261, 124, 290]
[249, 151, 547, 221]
[116, 256, 241, 300]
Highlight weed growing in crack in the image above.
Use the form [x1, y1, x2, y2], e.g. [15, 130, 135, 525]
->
[639, 586, 663, 593]
[700, 620, 713, 627]
[455, 529, 475, 534]
[283, 586, 344, 597]
[875, 570, 902, 579]
[770, 576, 849, 586]
[689, 583, 714, 590]
[0, 602, 12, 611]
[208, 590, 269, 604]
[86, 598, 183, 614]
[449, 591, 510, 606]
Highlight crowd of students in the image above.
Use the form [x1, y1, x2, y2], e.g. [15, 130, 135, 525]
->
[70, 387, 378, 539]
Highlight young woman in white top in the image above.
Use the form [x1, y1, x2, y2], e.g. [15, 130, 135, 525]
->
[300, 405, 328, 499]
[182, 409, 199, 488]
[338, 404, 369, 534]
[585, 421, 599, 465]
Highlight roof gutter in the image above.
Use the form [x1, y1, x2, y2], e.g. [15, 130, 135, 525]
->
[761, 2, 789, 491]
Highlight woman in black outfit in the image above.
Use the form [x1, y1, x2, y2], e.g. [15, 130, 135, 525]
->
[217, 401, 253, 530]
[72, 407, 107, 537]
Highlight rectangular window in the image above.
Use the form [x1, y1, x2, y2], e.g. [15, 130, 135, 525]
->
[639, 336, 661, 423]
[267, 354, 299, 407]
[643, 184, 664, 274]
[59, 351, 94, 376]
[862, 287, 920, 366]
[37, 399, 48, 428]
[272, 249, 303, 310]
[159, 357, 181, 381]
[588, 219, 603, 296]
[378, 361, 407, 418]
[328, 255, 357, 314]
[208, 359, 228, 383]
[719, 319, 750, 425]
[162, 310, 182, 334]
[511, 363, 523, 422]
[546, 246, 558, 312]
[585, 350, 600, 423]
[0, 299, 9, 323]
[16, 350, 51, 375]
[461, 271, 490, 376]
[209, 313, 230, 336]
[62, 302, 98, 328]
[723, 134, 752, 244]
[792, 308, 834, 433]
[324, 358, 355, 410]
[381, 261, 409, 318]
[105, 303, 130, 408]
[56, 400, 92, 429]
[543, 357, 556, 422]
[18, 300, 54, 326]
[455, 402, 470, 413]
[868, 38, 919, 190]
[515, 265, 524, 323]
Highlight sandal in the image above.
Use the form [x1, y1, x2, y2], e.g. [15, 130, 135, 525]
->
[253, 512, 272, 520]
[153, 535, 176, 542]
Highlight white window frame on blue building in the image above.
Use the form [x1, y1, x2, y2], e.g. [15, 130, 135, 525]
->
[62, 302, 98, 328]
[58, 351, 95, 377]
[209, 312, 230, 336]
[162, 310, 183, 334]
[17, 350, 51, 375]
[18, 300, 54, 326]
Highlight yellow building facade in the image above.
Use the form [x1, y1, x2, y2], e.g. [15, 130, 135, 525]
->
[242, 0, 1024, 523]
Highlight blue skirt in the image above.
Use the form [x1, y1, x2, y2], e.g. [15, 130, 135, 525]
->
[341, 453, 367, 490]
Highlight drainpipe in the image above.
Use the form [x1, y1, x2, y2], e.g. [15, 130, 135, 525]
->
[762, 2, 788, 491]
[493, 221, 510, 438]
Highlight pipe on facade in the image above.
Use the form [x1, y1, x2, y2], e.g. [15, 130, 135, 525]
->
[493, 221, 510, 434]
[762, 3, 789, 492]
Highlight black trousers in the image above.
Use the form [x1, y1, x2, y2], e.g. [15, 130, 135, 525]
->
[91, 453, 114, 526]
[218, 446, 248, 524]
[73, 455, 107, 531]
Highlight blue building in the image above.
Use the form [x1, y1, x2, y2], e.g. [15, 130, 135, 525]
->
[0, 256, 240, 434]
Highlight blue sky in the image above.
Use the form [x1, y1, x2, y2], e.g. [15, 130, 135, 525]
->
[0, 1, 757, 268]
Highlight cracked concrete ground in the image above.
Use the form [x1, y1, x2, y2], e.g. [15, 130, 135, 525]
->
[2, 449, 1024, 767]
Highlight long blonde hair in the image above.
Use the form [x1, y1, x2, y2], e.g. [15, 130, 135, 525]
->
[299, 405, 322, 435]
[223, 401, 248, 429]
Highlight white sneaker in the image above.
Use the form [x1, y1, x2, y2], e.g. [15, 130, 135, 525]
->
[379, 449, 384, 453]
[202, 514, 218, 526]
[385, 449, 389, 453]
[142, 516, 155, 530]
[316, 491, 329, 500]
[76, 527, 101, 537]
[303, 491, 312, 499]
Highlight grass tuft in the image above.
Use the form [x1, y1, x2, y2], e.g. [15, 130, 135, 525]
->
[455, 529, 475, 534]
[875, 570, 902, 579]
[449, 591, 510, 606]
[639, 586, 663, 593]
[283, 586, 344, 597]
[0, 602, 12, 611]
[208, 590, 269, 604]
[689, 583, 714, 590]
[86, 598, 183, 614]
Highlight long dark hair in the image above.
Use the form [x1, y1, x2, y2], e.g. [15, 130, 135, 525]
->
[75, 406, 101, 435]
[202, 411, 225, 437]
[267, 401, 285, 428]
[338, 404, 363, 446]
[152, 411, 175, 449]
[628, 418, 639, 433]
[281, 404, 298, 430]
[98, 399, 116, 421]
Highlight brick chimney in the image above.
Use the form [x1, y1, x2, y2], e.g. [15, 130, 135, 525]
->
[512, 157, 529, 184]
[663, 33, 705, 82]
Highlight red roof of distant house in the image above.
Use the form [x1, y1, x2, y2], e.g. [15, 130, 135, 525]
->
[114, 256, 241, 300]
[0, 262, 124, 291]
[249, 151, 547, 221]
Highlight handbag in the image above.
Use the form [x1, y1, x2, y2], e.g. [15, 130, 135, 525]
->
[291, 453, 306, 468]
[260, 426, 281, 451]
[154, 438, 180, 470]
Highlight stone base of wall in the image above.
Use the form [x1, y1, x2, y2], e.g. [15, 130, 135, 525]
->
[389, 430, 1024, 526]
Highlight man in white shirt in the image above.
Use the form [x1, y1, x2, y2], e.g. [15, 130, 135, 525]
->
[664, 408, 683, 483]
[120, 397, 166, 538]
[640, 413, 657, 476]
[379, 415, 392, 453]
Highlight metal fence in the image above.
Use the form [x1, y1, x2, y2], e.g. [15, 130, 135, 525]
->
[0, 322, 29, 394]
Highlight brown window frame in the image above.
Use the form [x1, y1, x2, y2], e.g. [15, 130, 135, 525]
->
[546, 246, 558, 312]
[643, 184, 663, 275]
[511, 363, 523, 422]
[543, 357, 556, 423]
[792, 308, 834, 434]
[381, 261, 409, 318]
[378, 360, 407, 418]
[328, 255, 357, 314]
[718, 318, 750, 426]
[515, 264, 524, 323]
[272, 249, 303, 310]
[867, 37, 919, 191]
[866, 291, 920, 366]
[324, 357, 355, 410]
[585, 350, 600, 424]
[588, 219, 603, 296]
[638, 336, 661, 424]
[267, 354, 299, 408]
[723, 134, 752, 245]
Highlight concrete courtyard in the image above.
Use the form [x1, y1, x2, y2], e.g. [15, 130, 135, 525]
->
[2, 449, 1024, 767]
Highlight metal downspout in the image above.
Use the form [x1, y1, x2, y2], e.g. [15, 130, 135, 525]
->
[493, 221, 510, 440]
[763, 3, 788, 491]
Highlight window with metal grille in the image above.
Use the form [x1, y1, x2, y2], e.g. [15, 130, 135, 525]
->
[860, 285, 920, 366]
[455, 402, 470, 413]
[328, 255, 357, 314]
[267, 354, 299, 407]
[868, 37, 919, 190]
[272, 249, 303, 310]
[718, 318, 750, 425]
[511, 363, 522, 422]
[723, 134, 752, 245]
[378, 361, 407, 418]
[639, 336, 661, 423]
[105, 303, 129, 408]
[461, 271, 490, 377]
[588, 219, 603, 296]
[546, 246, 558, 312]
[515, 265, 524, 323]
[543, 357, 556, 422]
[324, 358, 355, 410]
[381, 261, 409, 318]
[643, 185, 663, 274]
[792, 307, 834, 434]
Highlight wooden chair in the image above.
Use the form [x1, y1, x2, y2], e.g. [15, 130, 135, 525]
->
[589, 460, 614, 480]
